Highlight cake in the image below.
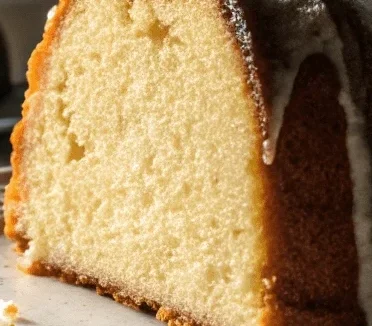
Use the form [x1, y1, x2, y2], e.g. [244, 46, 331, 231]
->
[3, 0, 372, 325]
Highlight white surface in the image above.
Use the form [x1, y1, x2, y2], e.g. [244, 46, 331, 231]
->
[0, 236, 162, 326]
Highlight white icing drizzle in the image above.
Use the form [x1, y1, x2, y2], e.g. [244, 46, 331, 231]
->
[47, 5, 57, 21]
[44, 5, 57, 31]
[225, 0, 372, 323]
[340, 88, 372, 326]
[261, 2, 335, 165]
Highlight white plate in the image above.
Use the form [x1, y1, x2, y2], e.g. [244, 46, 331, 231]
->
[0, 236, 163, 326]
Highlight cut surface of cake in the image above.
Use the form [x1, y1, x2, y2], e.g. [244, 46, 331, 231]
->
[4, 0, 372, 325]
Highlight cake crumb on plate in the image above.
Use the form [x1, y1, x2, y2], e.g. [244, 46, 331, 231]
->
[0, 300, 19, 326]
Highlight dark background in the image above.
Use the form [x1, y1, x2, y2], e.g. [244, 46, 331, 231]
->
[0, 0, 56, 166]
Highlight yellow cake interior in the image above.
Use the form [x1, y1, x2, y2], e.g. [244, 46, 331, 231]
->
[15, 1, 268, 325]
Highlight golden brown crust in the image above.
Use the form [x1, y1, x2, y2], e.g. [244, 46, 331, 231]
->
[25, 260, 205, 326]
[25, 259, 365, 326]
[4, 0, 71, 243]
[23, 259, 365, 326]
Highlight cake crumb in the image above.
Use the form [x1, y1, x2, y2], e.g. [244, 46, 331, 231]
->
[0, 300, 19, 326]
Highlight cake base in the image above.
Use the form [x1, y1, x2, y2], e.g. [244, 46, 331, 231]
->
[25, 260, 204, 326]
[22, 259, 365, 326]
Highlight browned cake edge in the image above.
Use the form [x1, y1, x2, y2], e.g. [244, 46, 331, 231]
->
[23, 260, 208, 326]
[223, 1, 368, 325]
[21, 259, 364, 326]
[4, 0, 70, 244]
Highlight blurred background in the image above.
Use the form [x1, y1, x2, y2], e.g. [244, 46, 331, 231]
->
[0, 0, 56, 166]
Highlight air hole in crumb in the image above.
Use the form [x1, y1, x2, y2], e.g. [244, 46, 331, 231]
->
[93, 199, 102, 212]
[232, 229, 245, 239]
[142, 192, 154, 207]
[157, 273, 166, 282]
[206, 266, 217, 283]
[117, 188, 127, 197]
[168, 236, 181, 249]
[143, 155, 155, 174]
[90, 52, 102, 62]
[119, 83, 129, 95]
[182, 183, 191, 197]
[210, 218, 218, 229]
[92, 199, 102, 211]
[148, 19, 170, 45]
[119, 1, 134, 24]
[56, 98, 69, 124]
[63, 220, 74, 234]
[67, 134, 85, 162]
[221, 265, 232, 283]
[173, 135, 182, 150]
[56, 77, 67, 93]
[75, 66, 85, 76]
[136, 18, 171, 46]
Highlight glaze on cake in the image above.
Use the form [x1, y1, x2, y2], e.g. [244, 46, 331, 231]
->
[4, 0, 372, 325]
[224, 1, 372, 323]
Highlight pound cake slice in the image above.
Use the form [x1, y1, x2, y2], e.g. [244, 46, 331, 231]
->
[4, 0, 372, 325]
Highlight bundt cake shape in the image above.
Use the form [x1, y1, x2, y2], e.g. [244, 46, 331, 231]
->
[4, 0, 372, 325]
